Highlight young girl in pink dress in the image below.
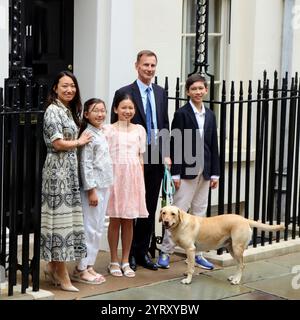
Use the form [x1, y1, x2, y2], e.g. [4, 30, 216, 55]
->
[103, 93, 148, 278]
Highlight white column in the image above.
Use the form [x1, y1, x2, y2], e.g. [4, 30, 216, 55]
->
[281, 0, 295, 77]
[292, 0, 300, 73]
[107, 0, 135, 107]
[74, 0, 100, 103]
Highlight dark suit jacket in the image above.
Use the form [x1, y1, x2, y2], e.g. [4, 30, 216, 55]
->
[170, 102, 220, 180]
[111, 81, 169, 158]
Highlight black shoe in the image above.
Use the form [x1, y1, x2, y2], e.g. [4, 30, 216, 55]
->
[129, 255, 137, 271]
[137, 254, 158, 271]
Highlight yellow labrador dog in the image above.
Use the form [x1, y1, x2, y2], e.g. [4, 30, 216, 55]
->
[159, 205, 285, 285]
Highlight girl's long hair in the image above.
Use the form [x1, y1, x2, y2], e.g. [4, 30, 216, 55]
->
[46, 70, 82, 127]
[79, 98, 106, 136]
[111, 92, 136, 123]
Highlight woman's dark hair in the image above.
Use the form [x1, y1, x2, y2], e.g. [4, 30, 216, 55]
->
[111, 92, 136, 123]
[79, 98, 106, 136]
[46, 70, 82, 127]
[185, 74, 208, 91]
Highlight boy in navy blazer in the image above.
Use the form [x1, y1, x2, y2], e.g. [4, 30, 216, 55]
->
[157, 74, 220, 270]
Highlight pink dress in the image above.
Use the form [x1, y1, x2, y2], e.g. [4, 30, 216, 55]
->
[103, 124, 149, 219]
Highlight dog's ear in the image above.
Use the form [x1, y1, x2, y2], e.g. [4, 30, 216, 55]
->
[178, 209, 184, 223]
[159, 210, 163, 222]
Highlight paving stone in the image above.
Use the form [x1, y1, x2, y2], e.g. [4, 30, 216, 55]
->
[206, 260, 291, 285]
[224, 290, 285, 300]
[83, 274, 252, 300]
[245, 274, 300, 300]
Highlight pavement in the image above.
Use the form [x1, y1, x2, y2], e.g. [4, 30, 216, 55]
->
[81, 250, 300, 301]
[1, 241, 300, 301]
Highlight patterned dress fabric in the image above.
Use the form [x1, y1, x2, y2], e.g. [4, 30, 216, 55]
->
[103, 124, 149, 219]
[40, 100, 87, 262]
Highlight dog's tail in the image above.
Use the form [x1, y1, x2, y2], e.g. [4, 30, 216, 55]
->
[248, 220, 285, 231]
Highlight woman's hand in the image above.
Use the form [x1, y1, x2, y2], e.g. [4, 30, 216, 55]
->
[78, 131, 92, 146]
[52, 131, 92, 151]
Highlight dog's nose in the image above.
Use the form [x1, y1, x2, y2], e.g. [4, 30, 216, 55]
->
[163, 221, 169, 228]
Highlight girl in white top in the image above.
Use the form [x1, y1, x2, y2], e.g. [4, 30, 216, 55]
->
[71, 98, 113, 285]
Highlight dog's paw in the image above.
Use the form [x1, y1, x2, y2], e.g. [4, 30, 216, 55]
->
[230, 279, 241, 285]
[181, 277, 192, 285]
[227, 275, 234, 282]
[228, 275, 241, 285]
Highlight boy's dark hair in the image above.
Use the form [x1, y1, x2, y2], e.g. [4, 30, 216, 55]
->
[185, 74, 208, 91]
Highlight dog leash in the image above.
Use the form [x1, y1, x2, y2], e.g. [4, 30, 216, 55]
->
[162, 164, 175, 206]
[158, 165, 176, 246]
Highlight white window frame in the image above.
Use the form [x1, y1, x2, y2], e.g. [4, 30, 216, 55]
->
[181, 0, 230, 101]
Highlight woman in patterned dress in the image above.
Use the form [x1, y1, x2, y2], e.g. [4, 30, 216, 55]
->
[40, 71, 92, 292]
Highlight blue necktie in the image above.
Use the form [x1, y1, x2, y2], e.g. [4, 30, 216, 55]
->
[145, 87, 154, 144]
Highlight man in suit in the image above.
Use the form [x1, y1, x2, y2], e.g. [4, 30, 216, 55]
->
[157, 73, 220, 270]
[111, 50, 170, 271]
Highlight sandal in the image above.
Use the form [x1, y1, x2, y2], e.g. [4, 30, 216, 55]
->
[108, 262, 123, 277]
[70, 268, 105, 285]
[87, 266, 106, 283]
[121, 262, 135, 278]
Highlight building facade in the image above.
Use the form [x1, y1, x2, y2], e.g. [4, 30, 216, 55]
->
[1, 0, 299, 102]
[0, 0, 299, 251]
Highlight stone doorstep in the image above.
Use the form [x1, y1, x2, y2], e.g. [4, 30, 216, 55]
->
[0, 282, 54, 300]
[165, 238, 300, 267]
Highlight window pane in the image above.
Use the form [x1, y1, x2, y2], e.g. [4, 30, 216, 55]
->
[185, 36, 195, 75]
[207, 36, 220, 78]
[186, 0, 219, 33]
[208, 0, 221, 33]
[186, 0, 197, 33]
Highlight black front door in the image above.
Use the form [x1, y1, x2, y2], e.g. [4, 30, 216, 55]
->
[25, 0, 74, 87]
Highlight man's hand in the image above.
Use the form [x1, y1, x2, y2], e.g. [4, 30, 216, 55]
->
[164, 157, 172, 169]
[173, 178, 181, 190]
[210, 179, 218, 189]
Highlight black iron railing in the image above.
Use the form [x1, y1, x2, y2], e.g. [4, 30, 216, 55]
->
[0, 78, 47, 296]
